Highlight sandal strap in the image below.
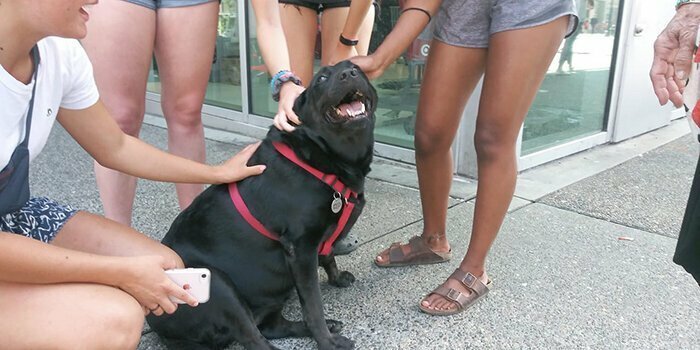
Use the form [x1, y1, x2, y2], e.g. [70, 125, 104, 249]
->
[388, 242, 406, 261]
[449, 269, 490, 296]
[388, 236, 429, 261]
[430, 285, 471, 310]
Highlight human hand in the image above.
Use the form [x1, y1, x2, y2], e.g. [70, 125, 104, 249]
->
[273, 82, 305, 132]
[351, 54, 386, 80]
[215, 142, 266, 183]
[116, 255, 199, 316]
[651, 4, 700, 107]
[327, 43, 359, 66]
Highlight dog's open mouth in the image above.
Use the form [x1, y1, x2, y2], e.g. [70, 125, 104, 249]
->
[325, 90, 371, 122]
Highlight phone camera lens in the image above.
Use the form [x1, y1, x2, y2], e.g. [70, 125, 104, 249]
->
[201, 274, 207, 278]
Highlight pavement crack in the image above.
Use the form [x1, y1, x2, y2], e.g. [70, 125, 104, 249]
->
[536, 201, 680, 240]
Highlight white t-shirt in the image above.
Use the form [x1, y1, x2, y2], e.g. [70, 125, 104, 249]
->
[0, 37, 99, 169]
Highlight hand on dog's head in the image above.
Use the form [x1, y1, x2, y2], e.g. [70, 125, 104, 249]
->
[283, 60, 378, 165]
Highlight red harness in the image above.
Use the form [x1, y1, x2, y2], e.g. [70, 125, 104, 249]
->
[228, 142, 358, 256]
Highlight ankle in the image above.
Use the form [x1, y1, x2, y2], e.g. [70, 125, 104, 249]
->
[421, 233, 449, 249]
[459, 264, 486, 280]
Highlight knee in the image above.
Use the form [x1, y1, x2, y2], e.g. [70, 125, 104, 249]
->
[109, 104, 145, 136]
[161, 94, 205, 131]
[92, 289, 145, 350]
[414, 126, 453, 158]
[473, 125, 517, 164]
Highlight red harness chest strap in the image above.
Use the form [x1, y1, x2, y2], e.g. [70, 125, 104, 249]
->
[227, 142, 358, 255]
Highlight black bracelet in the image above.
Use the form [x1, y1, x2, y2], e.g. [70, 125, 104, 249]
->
[339, 34, 359, 46]
[401, 7, 432, 22]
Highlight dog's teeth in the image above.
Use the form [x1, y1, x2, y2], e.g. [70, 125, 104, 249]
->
[360, 103, 366, 114]
[347, 108, 352, 117]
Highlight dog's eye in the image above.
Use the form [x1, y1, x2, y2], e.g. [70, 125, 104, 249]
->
[317, 75, 328, 83]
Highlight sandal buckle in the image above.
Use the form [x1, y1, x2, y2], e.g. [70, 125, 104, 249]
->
[445, 288, 461, 301]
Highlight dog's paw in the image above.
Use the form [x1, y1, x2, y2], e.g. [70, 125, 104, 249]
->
[325, 319, 344, 333]
[319, 334, 355, 350]
[329, 271, 355, 288]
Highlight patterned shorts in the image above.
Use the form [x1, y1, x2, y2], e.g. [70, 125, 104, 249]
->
[0, 197, 77, 243]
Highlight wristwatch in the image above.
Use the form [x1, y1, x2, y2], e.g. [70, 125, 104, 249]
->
[677, 0, 700, 9]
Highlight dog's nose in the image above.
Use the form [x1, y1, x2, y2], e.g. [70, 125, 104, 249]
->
[338, 67, 359, 81]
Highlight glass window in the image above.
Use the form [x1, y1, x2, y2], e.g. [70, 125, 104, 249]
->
[147, 0, 243, 111]
[522, 0, 621, 154]
[246, 0, 430, 150]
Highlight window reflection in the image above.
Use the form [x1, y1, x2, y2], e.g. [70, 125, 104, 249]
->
[523, 0, 620, 154]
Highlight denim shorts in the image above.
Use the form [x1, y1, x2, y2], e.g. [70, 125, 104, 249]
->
[434, 0, 579, 48]
[0, 197, 77, 243]
[122, 0, 218, 10]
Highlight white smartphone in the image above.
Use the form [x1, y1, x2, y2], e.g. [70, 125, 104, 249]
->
[165, 268, 211, 304]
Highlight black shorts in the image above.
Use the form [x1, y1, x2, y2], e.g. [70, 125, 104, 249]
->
[279, 0, 377, 14]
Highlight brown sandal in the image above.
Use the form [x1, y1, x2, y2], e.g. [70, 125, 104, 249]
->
[375, 236, 451, 268]
[418, 269, 492, 316]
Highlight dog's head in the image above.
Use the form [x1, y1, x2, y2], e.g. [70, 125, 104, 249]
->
[289, 61, 378, 165]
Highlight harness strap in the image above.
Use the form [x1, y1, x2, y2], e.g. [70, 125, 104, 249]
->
[318, 200, 355, 255]
[273, 142, 358, 199]
[226, 142, 360, 255]
[229, 182, 280, 241]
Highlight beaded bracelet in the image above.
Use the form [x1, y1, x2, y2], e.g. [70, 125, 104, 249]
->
[270, 70, 302, 102]
[677, 0, 700, 9]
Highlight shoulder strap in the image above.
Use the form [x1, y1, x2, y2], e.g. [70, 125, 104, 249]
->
[21, 45, 41, 147]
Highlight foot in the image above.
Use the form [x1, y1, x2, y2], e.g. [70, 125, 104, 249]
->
[420, 268, 489, 313]
[375, 234, 450, 265]
[333, 232, 360, 256]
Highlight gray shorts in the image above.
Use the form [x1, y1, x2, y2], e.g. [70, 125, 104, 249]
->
[122, 0, 218, 10]
[0, 197, 77, 243]
[434, 0, 579, 48]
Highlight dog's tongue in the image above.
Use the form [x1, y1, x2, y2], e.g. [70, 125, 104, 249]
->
[337, 100, 365, 117]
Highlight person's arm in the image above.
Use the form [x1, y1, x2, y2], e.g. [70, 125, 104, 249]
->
[0, 232, 197, 311]
[650, 3, 700, 107]
[352, 0, 441, 79]
[57, 101, 264, 184]
[327, 0, 374, 65]
[251, 0, 305, 131]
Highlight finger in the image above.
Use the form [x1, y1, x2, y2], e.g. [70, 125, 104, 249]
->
[675, 31, 697, 81]
[168, 284, 199, 308]
[238, 142, 261, 157]
[284, 107, 302, 126]
[151, 306, 164, 316]
[143, 305, 150, 316]
[246, 165, 267, 175]
[667, 64, 685, 108]
[650, 58, 670, 105]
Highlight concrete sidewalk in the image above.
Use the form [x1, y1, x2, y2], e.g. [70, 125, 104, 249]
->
[31, 120, 699, 349]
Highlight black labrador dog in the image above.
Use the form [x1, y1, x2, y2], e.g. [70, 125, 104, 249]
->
[147, 61, 377, 350]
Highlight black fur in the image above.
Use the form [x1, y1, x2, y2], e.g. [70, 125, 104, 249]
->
[147, 61, 377, 350]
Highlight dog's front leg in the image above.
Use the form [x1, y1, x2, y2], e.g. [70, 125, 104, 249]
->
[319, 254, 355, 288]
[280, 237, 354, 350]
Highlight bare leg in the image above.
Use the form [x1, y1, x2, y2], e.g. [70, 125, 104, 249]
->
[375, 40, 486, 264]
[0, 211, 182, 349]
[320, 5, 375, 63]
[82, 1, 156, 226]
[0, 281, 144, 350]
[154, 2, 219, 210]
[422, 17, 569, 312]
[279, 4, 320, 86]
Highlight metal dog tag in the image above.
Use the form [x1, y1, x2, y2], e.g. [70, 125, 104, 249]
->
[331, 192, 343, 213]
